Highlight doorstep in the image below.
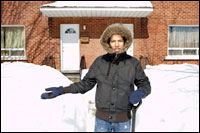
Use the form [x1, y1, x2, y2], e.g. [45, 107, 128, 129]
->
[62, 72, 81, 82]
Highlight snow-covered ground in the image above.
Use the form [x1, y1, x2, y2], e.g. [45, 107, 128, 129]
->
[1, 62, 199, 132]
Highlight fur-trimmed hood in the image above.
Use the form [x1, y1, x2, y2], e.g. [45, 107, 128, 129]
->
[100, 23, 133, 54]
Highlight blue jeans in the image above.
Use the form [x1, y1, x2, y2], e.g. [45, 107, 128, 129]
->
[95, 117, 131, 132]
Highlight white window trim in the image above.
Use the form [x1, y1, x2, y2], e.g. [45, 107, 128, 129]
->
[1, 56, 27, 60]
[166, 25, 199, 60]
[165, 55, 199, 60]
[1, 25, 27, 60]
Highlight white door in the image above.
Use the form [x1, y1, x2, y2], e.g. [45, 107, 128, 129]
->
[123, 24, 134, 56]
[60, 24, 80, 73]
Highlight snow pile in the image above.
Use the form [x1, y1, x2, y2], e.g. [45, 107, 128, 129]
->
[1, 62, 90, 132]
[1, 62, 199, 132]
[136, 63, 199, 132]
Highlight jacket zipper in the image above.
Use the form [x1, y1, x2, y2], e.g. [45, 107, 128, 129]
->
[106, 54, 118, 77]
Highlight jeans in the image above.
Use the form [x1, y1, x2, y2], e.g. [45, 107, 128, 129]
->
[95, 117, 131, 132]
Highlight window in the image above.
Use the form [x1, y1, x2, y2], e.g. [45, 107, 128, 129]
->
[166, 25, 199, 60]
[1, 26, 26, 60]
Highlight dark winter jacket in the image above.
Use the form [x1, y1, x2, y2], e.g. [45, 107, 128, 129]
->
[69, 52, 151, 122]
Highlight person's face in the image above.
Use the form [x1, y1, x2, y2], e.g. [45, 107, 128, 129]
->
[109, 34, 125, 54]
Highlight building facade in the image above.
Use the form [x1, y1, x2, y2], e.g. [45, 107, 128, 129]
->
[1, 1, 199, 72]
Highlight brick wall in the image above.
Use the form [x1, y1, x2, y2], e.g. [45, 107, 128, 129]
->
[1, 1, 53, 66]
[1, 1, 199, 70]
[146, 1, 199, 65]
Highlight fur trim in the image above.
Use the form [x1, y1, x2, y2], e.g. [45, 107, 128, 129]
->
[100, 23, 133, 54]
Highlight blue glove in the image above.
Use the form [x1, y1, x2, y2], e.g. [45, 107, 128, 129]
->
[129, 88, 146, 104]
[41, 86, 63, 99]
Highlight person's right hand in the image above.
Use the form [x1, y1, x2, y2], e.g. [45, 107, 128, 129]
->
[41, 86, 63, 99]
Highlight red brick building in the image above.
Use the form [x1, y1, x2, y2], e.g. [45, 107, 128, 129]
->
[1, 1, 199, 73]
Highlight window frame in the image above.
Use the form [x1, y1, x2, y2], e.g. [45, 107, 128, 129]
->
[1, 25, 27, 60]
[165, 25, 199, 60]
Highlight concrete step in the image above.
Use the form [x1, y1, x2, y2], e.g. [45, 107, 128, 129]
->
[63, 73, 81, 82]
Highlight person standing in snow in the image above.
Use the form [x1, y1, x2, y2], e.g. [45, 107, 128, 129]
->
[41, 23, 151, 132]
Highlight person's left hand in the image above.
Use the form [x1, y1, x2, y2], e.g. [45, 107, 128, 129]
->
[129, 88, 146, 104]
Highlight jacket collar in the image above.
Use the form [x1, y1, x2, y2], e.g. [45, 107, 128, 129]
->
[102, 52, 132, 65]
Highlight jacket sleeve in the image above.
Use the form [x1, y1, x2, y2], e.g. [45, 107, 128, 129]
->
[69, 58, 98, 94]
[134, 61, 151, 97]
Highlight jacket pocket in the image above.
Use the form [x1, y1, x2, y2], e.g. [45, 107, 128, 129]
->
[116, 87, 130, 110]
[95, 81, 102, 108]
[95, 82, 111, 109]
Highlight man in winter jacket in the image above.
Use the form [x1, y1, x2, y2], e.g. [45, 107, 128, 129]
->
[41, 23, 151, 132]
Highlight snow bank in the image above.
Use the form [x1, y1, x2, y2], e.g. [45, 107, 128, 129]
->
[136, 63, 199, 132]
[1, 62, 90, 132]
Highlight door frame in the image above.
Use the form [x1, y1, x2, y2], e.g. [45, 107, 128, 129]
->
[123, 24, 134, 56]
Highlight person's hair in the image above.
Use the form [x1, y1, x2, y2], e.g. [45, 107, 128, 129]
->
[107, 36, 127, 45]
